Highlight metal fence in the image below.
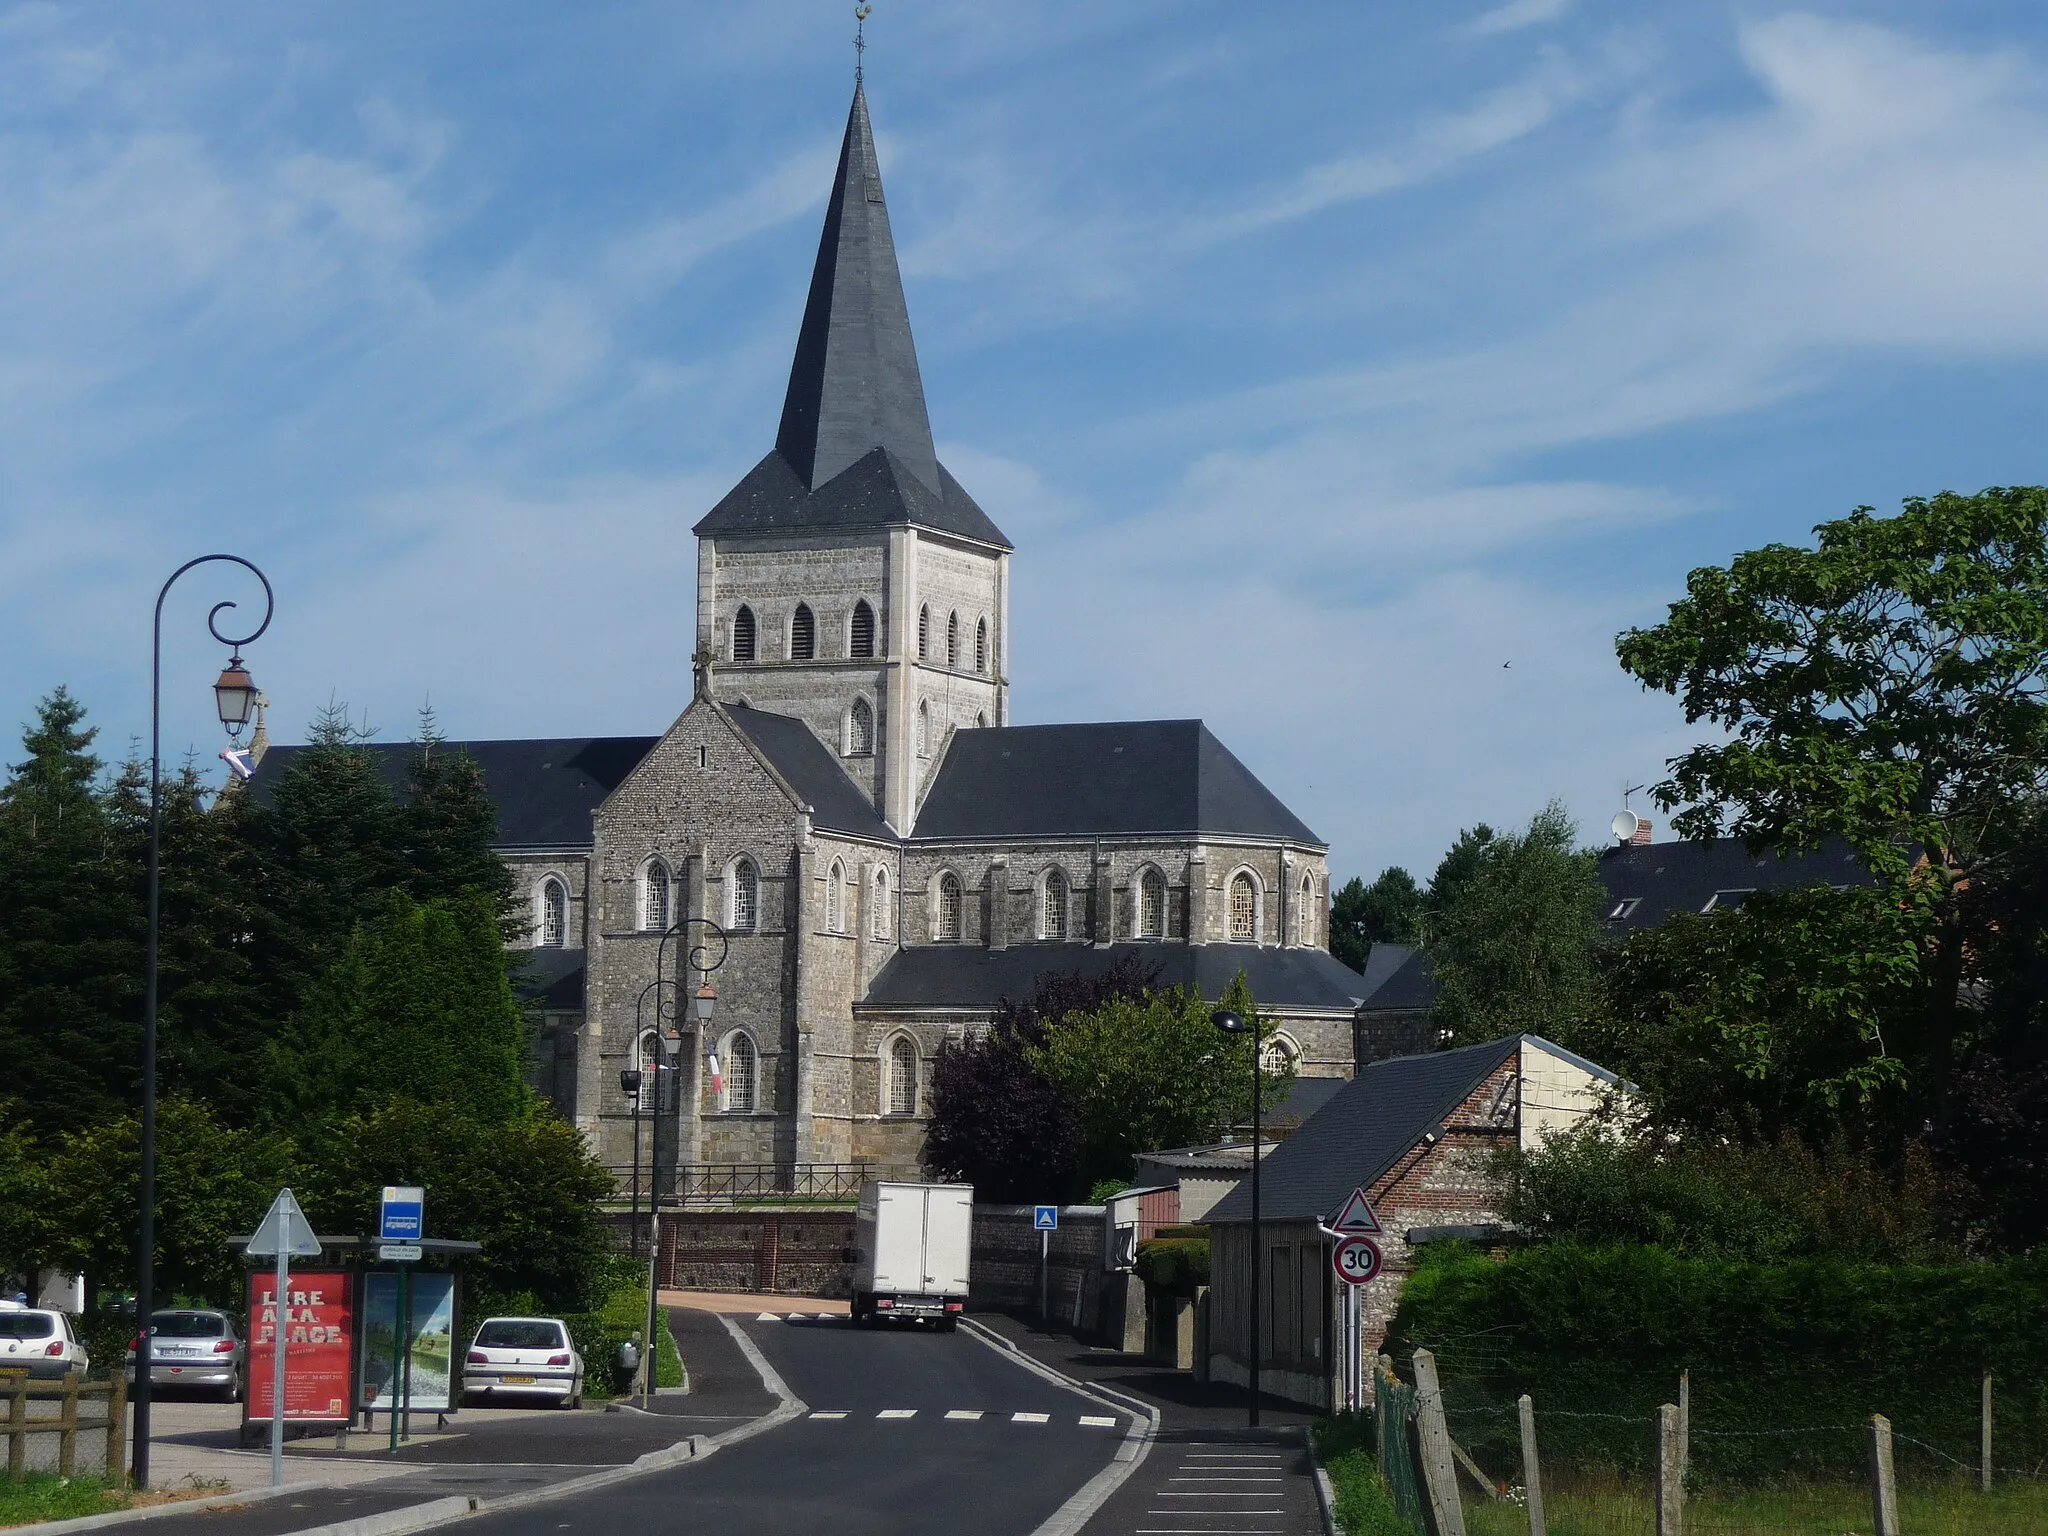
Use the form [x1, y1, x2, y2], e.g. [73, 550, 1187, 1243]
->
[1375, 1356, 1426, 1532]
[660, 1163, 873, 1204]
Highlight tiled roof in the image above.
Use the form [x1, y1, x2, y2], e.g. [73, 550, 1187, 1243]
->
[725, 705, 891, 840]
[860, 942, 1368, 1013]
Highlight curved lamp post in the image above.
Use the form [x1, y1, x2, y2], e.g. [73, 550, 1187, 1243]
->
[1212, 1006, 1261, 1428]
[137, 556, 273, 1489]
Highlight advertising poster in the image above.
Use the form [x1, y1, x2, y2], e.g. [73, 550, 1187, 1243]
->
[361, 1271, 457, 1413]
[246, 1269, 354, 1422]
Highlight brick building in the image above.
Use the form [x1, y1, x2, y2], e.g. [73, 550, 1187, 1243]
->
[248, 82, 1367, 1193]
[1204, 1034, 1620, 1409]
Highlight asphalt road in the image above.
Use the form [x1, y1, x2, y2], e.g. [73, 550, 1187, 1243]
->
[459, 1311, 1130, 1536]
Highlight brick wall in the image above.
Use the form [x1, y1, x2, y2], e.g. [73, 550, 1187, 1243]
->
[651, 1208, 859, 1297]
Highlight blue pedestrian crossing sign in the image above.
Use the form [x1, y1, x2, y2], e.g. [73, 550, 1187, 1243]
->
[1034, 1205, 1059, 1231]
[378, 1185, 425, 1243]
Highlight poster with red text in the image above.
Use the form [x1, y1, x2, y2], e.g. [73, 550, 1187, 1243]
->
[246, 1270, 354, 1423]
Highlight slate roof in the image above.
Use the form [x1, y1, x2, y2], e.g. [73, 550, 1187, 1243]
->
[1206, 1036, 1522, 1225]
[725, 704, 891, 840]
[1356, 944, 1436, 1012]
[911, 721, 1321, 843]
[515, 947, 587, 1010]
[1597, 835, 1875, 934]
[246, 737, 657, 850]
[692, 85, 1010, 552]
[860, 942, 1369, 1013]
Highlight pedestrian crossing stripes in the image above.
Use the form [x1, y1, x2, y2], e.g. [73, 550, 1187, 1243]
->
[804, 1409, 1123, 1427]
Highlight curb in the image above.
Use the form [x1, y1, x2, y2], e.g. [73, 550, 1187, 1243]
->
[697, 1316, 809, 1456]
[957, 1319, 1161, 1536]
[1304, 1426, 1341, 1536]
[10, 1481, 347, 1536]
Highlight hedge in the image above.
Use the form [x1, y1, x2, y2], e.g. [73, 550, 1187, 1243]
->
[1383, 1245, 2048, 1484]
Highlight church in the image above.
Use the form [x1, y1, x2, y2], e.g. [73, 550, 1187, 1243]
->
[253, 83, 1369, 1193]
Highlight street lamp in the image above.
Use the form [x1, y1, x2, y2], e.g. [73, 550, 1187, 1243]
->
[136, 556, 273, 1490]
[1213, 1007, 1262, 1428]
[620, 1067, 646, 1260]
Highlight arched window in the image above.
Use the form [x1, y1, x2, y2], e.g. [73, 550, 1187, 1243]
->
[946, 611, 959, 669]
[847, 698, 875, 756]
[887, 1036, 918, 1116]
[936, 874, 963, 942]
[872, 867, 891, 939]
[975, 618, 988, 674]
[1260, 1035, 1297, 1076]
[722, 1032, 758, 1114]
[1138, 867, 1166, 939]
[916, 700, 931, 757]
[539, 879, 567, 948]
[1229, 872, 1257, 942]
[918, 605, 930, 660]
[1041, 869, 1068, 941]
[732, 605, 756, 662]
[1299, 874, 1315, 945]
[730, 858, 759, 933]
[850, 600, 876, 659]
[974, 711, 987, 729]
[827, 859, 845, 934]
[643, 860, 671, 933]
[791, 602, 816, 660]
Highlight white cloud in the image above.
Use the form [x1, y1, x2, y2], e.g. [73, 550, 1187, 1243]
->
[1463, 0, 1574, 40]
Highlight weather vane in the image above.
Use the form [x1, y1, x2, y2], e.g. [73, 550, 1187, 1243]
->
[855, 4, 871, 82]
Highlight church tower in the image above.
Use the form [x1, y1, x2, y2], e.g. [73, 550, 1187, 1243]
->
[694, 84, 1011, 833]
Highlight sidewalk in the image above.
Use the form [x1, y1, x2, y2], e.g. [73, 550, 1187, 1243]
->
[970, 1311, 1328, 1536]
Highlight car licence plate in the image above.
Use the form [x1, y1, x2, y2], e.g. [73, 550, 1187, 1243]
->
[501, 1375, 536, 1385]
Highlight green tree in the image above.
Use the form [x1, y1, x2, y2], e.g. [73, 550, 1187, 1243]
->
[0, 690, 140, 1140]
[38, 1098, 295, 1306]
[399, 708, 517, 924]
[1426, 804, 1605, 1046]
[1616, 488, 2048, 1106]
[1328, 867, 1424, 971]
[279, 891, 531, 1126]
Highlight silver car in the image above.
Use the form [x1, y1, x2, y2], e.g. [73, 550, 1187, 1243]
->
[125, 1309, 245, 1401]
[461, 1317, 583, 1408]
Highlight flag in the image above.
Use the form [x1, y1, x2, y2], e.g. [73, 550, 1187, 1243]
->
[707, 1050, 723, 1100]
[220, 747, 255, 781]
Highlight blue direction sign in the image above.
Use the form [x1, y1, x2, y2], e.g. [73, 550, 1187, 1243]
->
[378, 1185, 425, 1243]
[1034, 1205, 1059, 1231]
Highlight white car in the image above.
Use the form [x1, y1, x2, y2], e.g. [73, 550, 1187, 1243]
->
[461, 1317, 582, 1408]
[0, 1307, 90, 1380]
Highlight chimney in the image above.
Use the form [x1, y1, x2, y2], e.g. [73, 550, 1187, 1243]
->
[1632, 817, 1653, 846]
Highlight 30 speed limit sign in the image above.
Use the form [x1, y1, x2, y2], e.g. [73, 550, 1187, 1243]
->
[1332, 1235, 1382, 1286]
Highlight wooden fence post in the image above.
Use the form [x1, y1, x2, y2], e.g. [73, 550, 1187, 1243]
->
[1869, 1414, 1900, 1536]
[1982, 1369, 1993, 1493]
[6, 1379, 24, 1477]
[1677, 1370, 1690, 1482]
[1656, 1403, 1684, 1536]
[107, 1374, 128, 1482]
[1411, 1349, 1467, 1536]
[57, 1375, 80, 1477]
[1518, 1393, 1546, 1536]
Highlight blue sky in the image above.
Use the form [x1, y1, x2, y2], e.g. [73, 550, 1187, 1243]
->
[4, 1, 2045, 880]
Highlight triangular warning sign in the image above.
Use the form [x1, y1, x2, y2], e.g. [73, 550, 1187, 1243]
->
[1331, 1186, 1382, 1235]
[247, 1187, 321, 1258]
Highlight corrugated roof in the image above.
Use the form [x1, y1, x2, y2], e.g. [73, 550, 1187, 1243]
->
[724, 705, 891, 840]
[860, 941, 1367, 1013]
[246, 737, 656, 850]
[1206, 1036, 1520, 1225]
[911, 720, 1321, 843]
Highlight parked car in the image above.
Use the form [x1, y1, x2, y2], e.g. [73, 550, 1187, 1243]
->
[0, 1306, 90, 1380]
[125, 1309, 245, 1401]
[461, 1317, 582, 1408]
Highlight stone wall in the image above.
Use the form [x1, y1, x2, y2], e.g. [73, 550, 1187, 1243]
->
[651, 1207, 859, 1298]
[968, 1204, 1108, 1334]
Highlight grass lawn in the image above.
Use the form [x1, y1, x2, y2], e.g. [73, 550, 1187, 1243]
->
[0, 1474, 127, 1529]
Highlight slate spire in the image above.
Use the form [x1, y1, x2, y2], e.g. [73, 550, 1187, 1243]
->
[775, 83, 940, 496]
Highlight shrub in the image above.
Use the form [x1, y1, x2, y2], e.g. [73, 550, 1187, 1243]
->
[1133, 1237, 1209, 1295]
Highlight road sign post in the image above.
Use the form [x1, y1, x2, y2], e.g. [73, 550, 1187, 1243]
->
[375, 1188, 424, 1452]
[1323, 1186, 1384, 1418]
[1034, 1206, 1058, 1320]
[246, 1188, 320, 1489]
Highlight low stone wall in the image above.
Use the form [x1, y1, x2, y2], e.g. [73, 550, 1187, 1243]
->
[646, 1208, 859, 1297]
[968, 1204, 1107, 1334]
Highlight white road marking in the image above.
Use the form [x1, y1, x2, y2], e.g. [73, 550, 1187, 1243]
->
[877, 1408, 917, 1419]
[1010, 1412, 1050, 1423]
[1170, 1475, 1285, 1481]
[808, 1411, 847, 1420]
[944, 1409, 982, 1420]
[1079, 1415, 1117, 1427]
[754, 1312, 779, 1321]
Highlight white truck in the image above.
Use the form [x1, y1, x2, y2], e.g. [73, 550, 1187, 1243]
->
[849, 1181, 973, 1329]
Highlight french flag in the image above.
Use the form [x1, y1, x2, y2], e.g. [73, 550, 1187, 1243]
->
[707, 1049, 723, 1100]
[220, 747, 255, 782]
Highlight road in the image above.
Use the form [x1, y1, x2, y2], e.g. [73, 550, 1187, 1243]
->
[459, 1310, 1131, 1536]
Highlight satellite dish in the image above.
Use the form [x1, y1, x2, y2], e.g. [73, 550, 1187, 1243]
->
[1610, 810, 1640, 844]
